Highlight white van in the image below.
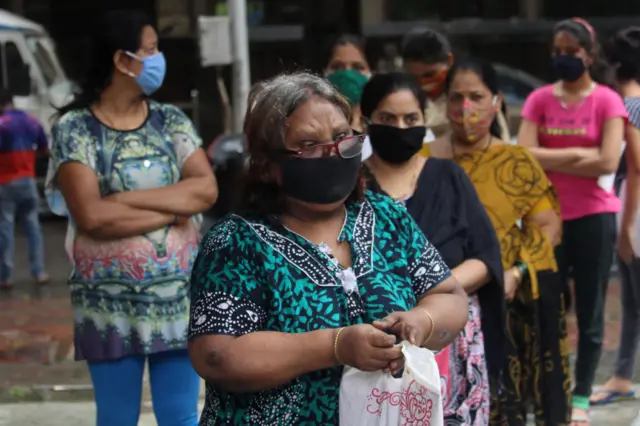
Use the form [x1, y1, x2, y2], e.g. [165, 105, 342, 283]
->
[0, 9, 73, 136]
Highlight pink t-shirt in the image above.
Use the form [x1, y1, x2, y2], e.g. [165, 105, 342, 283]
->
[521, 84, 627, 220]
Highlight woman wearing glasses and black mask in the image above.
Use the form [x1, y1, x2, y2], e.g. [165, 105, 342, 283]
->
[362, 72, 505, 426]
[187, 72, 468, 425]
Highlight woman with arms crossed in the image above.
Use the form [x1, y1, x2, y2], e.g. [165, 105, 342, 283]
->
[47, 11, 217, 426]
[518, 19, 627, 425]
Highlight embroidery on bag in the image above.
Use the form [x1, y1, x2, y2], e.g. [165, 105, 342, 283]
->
[366, 379, 435, 425]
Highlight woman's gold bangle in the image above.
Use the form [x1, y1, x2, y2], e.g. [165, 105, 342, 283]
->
[422, 309, 435, 346]
[333, 327, 345, 364]
[512, 267, 522, 283]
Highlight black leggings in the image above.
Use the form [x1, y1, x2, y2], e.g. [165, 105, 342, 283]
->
[554, 213, 616, 398]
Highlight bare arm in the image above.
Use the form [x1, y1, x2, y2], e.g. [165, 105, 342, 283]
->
[189, 325, 400, 393]
[58, 162, 176, 240]
[414, 275, 468, 350]
[551, 117, 625, 176]
[524, 207, 562, 247]
[188, 329, 336, 393]
[451, 260, 491, 294]
[518, 119, 581, 169]
[520, 117, 624, 176]
[111, 148, 218, 216]
[621, 124, 640, 233]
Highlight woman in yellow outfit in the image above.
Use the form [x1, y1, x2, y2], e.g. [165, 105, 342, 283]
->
[423, 58, 572, 425]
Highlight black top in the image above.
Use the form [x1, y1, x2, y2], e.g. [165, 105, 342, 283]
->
[365, 157, 505, 381]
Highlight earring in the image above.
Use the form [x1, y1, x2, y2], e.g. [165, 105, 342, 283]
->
[126, 71, 136, 78]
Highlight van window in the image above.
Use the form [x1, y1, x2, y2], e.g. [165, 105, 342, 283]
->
[27, 37, 58, 86]
[0, 42, 31, 96]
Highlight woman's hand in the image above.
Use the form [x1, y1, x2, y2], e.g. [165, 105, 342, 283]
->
[336, 324, 402, 372]
[619, 226, 637, 265]
[503, 267, 521, 301]
[373, 310, 432, 347]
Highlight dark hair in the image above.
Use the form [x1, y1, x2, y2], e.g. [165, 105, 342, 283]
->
[324, 34, 368, 69]
[0, 88, 13, 106]
[554, 18, 616, 88]
[55, 10, 154, 120]
[401, 27, 451, 64]
[444, 58, 505, 139]
[360, 72, 426, 120]
[240, 72, 365, 216]
[603, 26, 640, 83]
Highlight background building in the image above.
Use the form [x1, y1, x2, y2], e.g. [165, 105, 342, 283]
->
[1, 0, 639, 142]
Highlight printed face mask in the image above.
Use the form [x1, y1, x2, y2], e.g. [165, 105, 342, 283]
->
[277, 155, 361, 204]
[447, 97, 497, 144]
[552, 55, 587, 83]
[126, 51, 167, 95]
[418, 71, 448, 99]
[368, 124, 426, 164]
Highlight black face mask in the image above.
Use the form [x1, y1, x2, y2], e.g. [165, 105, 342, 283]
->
[277, 155, 361, 204]
[552, 55, 587, 82]
[368, 124, 426, 164]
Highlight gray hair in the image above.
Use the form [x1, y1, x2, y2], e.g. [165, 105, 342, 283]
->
[243, 72, 352, 157]
[238, 72, 357, 215]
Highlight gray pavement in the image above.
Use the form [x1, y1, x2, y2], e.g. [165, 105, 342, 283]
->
[0, 401, 204, 426]
[0, 399, 638, 426]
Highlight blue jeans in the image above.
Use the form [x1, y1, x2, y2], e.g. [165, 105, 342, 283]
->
[87, 350, 200, 426]
[0, 177, 45, 282]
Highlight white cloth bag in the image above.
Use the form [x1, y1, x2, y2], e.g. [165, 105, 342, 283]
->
[339, 341, 443, 426]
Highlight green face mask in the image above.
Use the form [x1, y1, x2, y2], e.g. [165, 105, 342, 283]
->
[326, 69, 369, 106]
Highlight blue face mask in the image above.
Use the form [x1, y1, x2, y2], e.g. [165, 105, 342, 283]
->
[126, 51, 166, 95]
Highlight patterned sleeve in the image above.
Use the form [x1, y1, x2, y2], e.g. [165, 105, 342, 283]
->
[45, 111, 97, 217]
[162, 104, 203, 170]
[371, 193, 452, 300]
[627, 98, 640, 129]
[50, 111, 97, 172]
[188, 217, 268, 339]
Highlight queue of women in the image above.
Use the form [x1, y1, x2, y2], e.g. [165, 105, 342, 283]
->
[45, 8, 640, 426]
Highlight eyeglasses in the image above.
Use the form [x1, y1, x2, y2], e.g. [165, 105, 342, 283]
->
[281, 134, 365, 159]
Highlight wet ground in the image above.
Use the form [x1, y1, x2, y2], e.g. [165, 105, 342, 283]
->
[1, 219, 640, 424]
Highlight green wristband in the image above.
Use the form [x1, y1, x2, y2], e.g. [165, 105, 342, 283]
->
[515, 261, 528, 276]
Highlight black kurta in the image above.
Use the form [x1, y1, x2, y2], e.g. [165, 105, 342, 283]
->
[366, 157, 505, 382]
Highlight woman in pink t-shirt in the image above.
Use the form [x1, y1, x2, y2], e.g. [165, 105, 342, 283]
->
[518, 18, 627, 426]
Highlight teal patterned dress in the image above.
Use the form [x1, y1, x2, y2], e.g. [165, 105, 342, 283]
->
[46, 101, 202, 361]
[189, 191, 452, 425]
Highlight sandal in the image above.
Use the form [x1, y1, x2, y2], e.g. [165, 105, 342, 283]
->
[590, 389, 636, 406]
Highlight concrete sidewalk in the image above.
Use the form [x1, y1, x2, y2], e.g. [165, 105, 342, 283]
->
[0, 400, 202, 426]
[0, 399, 638, 426]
